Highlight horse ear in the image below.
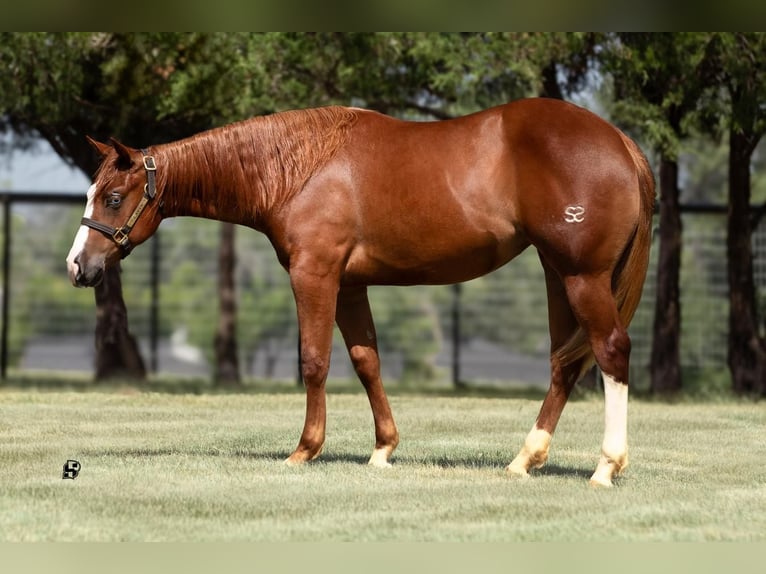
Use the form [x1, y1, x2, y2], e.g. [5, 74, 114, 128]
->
[86, 136, 111, 158]
[109, 137, 135, 168]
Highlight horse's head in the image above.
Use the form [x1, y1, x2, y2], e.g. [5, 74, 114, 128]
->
[66, 137, 163, 287]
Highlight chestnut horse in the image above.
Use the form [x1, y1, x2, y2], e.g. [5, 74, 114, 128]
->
[67, 98, 654, 486]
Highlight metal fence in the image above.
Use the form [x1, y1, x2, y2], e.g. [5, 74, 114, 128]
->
[2, 192, 764, 390]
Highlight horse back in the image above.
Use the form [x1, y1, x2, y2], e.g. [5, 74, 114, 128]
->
[283, 99, 644, 285]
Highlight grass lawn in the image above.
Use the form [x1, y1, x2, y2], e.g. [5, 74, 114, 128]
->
[1, 384, 765, 542]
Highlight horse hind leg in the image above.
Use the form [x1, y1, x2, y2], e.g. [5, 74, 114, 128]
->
[335, 286, 399, 467]
[564, 273, 631, 487]
[507, 264, 630, 487]
[507, 258, 592, 478]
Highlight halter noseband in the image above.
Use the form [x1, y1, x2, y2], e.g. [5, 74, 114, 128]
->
[81, 149, 157, 258]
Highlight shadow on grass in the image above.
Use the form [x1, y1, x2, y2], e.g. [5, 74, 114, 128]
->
[81, 446, 195, 458]
[235, 450, 375, 466]
[236, 449, 592, 478]
[392, 457, 591, 478]
[535, 463, 593, 480]
[80, 444, 591, 478]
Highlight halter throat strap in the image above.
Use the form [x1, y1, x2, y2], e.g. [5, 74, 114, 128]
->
[81, 149, 157, 258]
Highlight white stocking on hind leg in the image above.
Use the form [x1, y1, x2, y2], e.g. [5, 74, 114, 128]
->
[508, 270, 631, 487]
[567, 274, 632, 487]
[590, 373, 628, 486]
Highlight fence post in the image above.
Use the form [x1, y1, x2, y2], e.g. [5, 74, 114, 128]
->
[451, 283, 462, 387]
[1, 197, 10, 379]
[149, 231, 160, 373]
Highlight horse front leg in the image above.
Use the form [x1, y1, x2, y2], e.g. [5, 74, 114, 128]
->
[336, 286, 399, 467]
[284, 266, 339, 465]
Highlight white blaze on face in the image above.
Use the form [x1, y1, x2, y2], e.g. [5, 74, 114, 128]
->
[66, 184, 97, 282]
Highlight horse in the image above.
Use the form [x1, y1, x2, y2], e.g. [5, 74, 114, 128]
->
[66, 98, 654, 487]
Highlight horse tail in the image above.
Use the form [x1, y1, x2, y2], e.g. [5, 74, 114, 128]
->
[612, 130, 656, 334]
[556, 129, 656, 377]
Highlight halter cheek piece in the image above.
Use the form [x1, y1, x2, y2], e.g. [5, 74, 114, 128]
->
[80, 149, 157, 258]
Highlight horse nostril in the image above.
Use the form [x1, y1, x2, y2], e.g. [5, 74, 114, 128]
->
[67, 253, 86, 287]
[67, 261, 78, 286]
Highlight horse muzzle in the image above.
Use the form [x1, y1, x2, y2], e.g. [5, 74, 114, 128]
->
[67, 252, 105, 287]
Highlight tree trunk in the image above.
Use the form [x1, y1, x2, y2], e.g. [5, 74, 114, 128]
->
[93, 264, 146, 381]
[214, 222, 241, 386]
[650, 156, 683, 394]
[539, 62, 564, 100]
[727, 129, 766, 396]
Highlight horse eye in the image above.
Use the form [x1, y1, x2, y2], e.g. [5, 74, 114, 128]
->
[106, 192, 122, 209]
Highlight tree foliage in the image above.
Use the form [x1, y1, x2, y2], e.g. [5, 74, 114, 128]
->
[604, 33, 716, 157]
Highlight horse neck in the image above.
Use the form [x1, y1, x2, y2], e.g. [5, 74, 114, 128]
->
[153, 107, 357, 231]
[154, 124, 269, 228]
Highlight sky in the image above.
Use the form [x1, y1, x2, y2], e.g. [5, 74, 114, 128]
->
[0, 140, 90, 193]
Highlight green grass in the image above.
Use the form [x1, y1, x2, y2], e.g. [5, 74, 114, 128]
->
[1, 386, 765, 541]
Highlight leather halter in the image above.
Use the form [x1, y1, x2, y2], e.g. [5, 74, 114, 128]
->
[80, 149, 157, 258]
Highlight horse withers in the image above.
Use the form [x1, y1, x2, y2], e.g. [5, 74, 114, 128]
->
[67, 98, 654, 486]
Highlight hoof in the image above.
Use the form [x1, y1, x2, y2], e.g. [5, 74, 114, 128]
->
[285, 446, 323, 466]
[589, 454, 627, 487]
[505, 463, 531, 479]
[588, 475, 614, 488]
[368, 448, 394, 468]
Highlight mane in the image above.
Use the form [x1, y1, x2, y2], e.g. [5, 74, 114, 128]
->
[153, 106, 358, 221]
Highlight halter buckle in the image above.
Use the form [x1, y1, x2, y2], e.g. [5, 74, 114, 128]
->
[112, 227, 130, 246]
[143, 155, 157, 171]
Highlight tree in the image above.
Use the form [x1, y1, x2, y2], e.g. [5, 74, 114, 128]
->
[1, 33, 143, 380]
[706, 33, 766, 396]
[93, 263, 146, 380]
[214, 222, 239, 386]
[1, 33, 261, 383]
[604, 33, 715, 395]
